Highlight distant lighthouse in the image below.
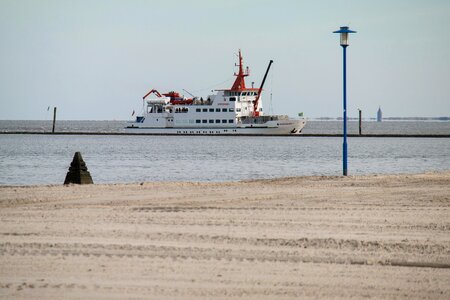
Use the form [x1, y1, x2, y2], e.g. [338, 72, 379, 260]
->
[377, 107, 383, 122]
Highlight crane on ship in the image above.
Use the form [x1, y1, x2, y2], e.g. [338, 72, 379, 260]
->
[253, 59, 273, 117]
[182, 89, 196, 98]
[142, 89, 162, 99]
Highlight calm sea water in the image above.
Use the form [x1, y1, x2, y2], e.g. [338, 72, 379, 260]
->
[0, 120, 449, 185]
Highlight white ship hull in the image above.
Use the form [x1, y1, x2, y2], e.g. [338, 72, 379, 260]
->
[125, 118, 306, 135]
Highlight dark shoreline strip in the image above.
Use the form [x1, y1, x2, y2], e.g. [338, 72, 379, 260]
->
[382, 261, 450, 269]
[0, 131, 449, 138]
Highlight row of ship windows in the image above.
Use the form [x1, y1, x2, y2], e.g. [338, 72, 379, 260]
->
[171, 107, 256, 113]
[195, 119, 234, 124]
[225, 91, 258, 96]
[173, 108, 236, 113]
[177, 130, 238, 134]
[195, 108, 234, 113]
[193, 107, 260, 112]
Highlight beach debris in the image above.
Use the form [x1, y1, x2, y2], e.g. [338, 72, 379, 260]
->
[64, 152, 93, 184]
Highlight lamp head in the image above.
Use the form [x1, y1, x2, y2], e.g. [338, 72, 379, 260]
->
[333, 26, 356, 47]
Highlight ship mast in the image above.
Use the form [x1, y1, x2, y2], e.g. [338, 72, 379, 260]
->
[231, 49, 249, 91]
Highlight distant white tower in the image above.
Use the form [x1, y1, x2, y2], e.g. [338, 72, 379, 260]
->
[377, 107, 383, 122]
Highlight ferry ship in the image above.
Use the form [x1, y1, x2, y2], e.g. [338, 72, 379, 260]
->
[125, 50, 306, 135]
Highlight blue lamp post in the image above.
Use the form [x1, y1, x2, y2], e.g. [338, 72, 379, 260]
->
[333, 26, 356, 176]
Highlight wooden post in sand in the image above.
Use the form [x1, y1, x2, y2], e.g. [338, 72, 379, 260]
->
[52, 107, 57, 133]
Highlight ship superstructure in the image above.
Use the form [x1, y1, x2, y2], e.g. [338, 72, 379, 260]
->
[125, 50, 306, 135]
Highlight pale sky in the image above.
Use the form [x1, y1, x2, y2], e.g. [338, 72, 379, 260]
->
[1, 0, 449, 120]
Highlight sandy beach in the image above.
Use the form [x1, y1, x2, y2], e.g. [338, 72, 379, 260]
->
[0, 172, 449, 299]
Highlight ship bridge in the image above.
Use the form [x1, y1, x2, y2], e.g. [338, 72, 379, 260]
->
[218, 49, 265, 117]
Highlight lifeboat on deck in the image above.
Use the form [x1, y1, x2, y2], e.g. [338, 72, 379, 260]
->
[163, 91, 193, 105]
